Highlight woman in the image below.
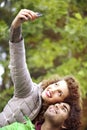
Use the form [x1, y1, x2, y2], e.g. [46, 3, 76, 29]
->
[0, 9, 81, 127]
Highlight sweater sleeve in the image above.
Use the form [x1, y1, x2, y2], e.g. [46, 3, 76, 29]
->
[9, 39, 34, 98]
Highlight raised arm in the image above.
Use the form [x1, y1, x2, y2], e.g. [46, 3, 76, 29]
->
[10, 9, 38, 42]
[9, 9, 38, 97]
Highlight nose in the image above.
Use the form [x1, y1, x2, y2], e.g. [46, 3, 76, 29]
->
[55, 103, 60, 108]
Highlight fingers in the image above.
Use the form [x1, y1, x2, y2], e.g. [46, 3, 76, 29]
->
[11, 9, 40, 28]
[18, 9, 38, 21]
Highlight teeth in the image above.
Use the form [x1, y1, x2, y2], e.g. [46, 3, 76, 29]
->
[47, 91, 51, 97]
[49, 106, 58, 114]
[48, 91, 50, 96]
[49, 107, 56, 113]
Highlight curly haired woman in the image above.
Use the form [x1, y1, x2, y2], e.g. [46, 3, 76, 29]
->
[0, 9, 82, 127]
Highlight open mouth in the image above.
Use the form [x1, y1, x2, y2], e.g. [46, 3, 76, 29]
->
[46, 90, 52, 98]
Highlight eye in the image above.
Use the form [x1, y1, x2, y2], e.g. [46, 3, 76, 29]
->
[55, 83, 58, 86]
[62, 107, 66, 112]
[58, 90, 62, 96]
[62, 105, 68, 113]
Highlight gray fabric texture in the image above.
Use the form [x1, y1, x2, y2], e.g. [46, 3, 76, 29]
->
[0, 39, 42, 127]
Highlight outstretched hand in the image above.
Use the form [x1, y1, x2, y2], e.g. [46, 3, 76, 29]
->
[11, 9, 39, 28]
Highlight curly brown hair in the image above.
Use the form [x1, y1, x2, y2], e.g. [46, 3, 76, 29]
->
[41, 75, 81, 103]
[33, 75, 82, 130]
[63, 76, 81, 104]
[62, 76, 82, 130]
[63, 103, 82, 130]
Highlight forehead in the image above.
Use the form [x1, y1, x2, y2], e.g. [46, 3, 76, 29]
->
[56, 102, 70, 110]
[57, 80, 67, 86]
[62, 102, 70, 108]
[56, 80, 69, 98]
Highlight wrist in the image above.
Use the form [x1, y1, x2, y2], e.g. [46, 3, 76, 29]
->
[10, 25, 23, 43]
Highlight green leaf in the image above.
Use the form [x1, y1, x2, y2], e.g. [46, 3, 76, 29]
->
[75, 13, 82, 20]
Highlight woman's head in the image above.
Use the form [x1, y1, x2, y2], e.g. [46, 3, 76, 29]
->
[41, 79, 69, 104]
[41, 75, 80, 104]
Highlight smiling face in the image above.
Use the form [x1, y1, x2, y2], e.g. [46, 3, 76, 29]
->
[44, 102, 70, 126]
[41, 80, 69, 104]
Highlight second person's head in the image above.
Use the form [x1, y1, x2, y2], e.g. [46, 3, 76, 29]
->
[41, 75, 80, 104]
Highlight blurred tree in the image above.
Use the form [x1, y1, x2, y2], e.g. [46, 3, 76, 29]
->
[0, 0, 87, 109]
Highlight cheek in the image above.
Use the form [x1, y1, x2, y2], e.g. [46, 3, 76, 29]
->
[42, 87, 47, 94]
[54, 94, 62, 101]
[62, 114, 68, 120]
[64, 87, 69, 98]
[52, 95, 60, 103]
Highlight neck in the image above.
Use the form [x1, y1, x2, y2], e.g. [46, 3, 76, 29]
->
[41, 121, 61, 130]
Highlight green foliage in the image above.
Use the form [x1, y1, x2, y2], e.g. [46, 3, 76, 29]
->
[0, 20, 9, 40]
[0, 0, 87, 104]
[27, 38, 67, 69]
[0, 87, 13, 112]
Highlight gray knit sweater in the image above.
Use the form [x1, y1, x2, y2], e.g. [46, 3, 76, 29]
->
[0, 39, 42, 127]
